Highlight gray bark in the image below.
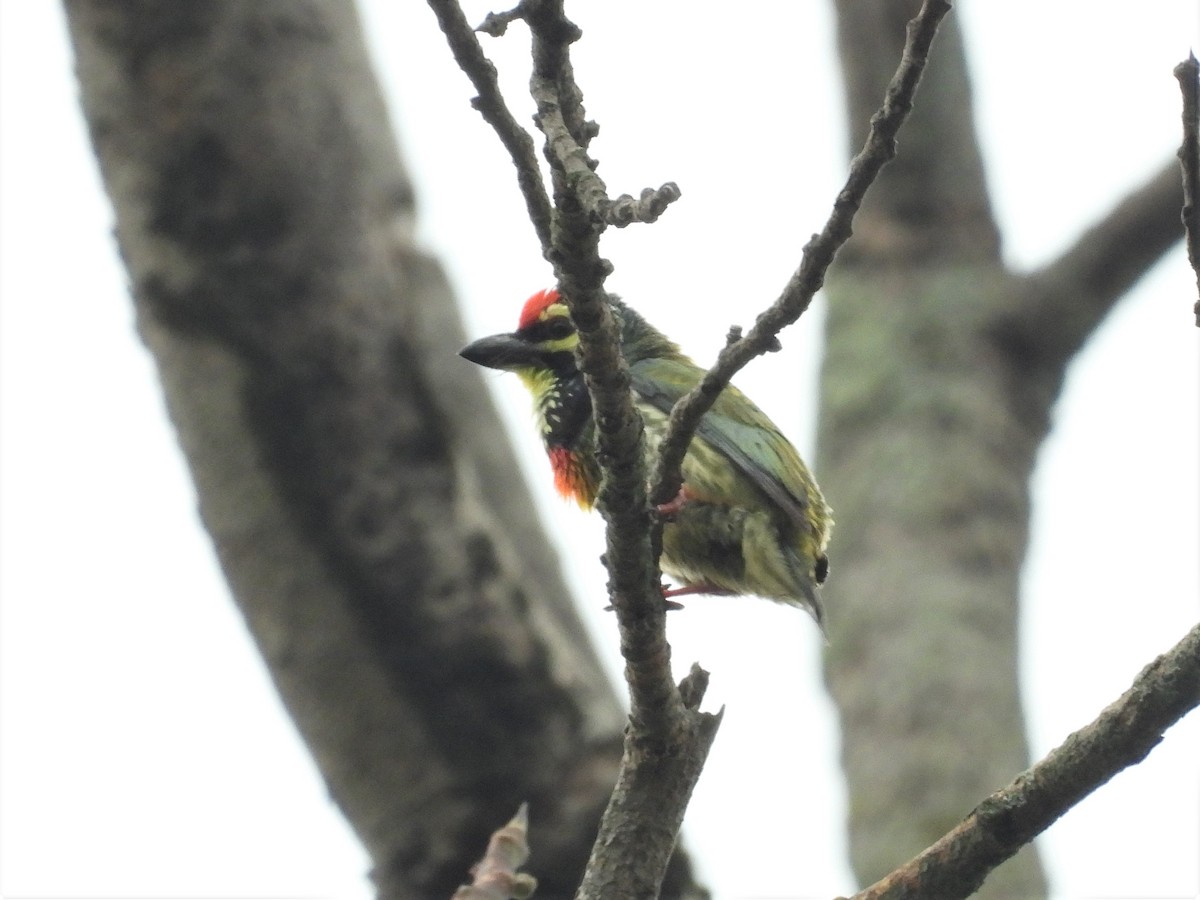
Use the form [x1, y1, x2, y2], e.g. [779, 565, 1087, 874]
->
[59, 2, 705, 896]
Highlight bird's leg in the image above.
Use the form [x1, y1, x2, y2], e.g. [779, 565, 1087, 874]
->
[655, 488, 733, 603]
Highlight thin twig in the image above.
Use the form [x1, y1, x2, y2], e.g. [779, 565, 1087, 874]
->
[849, 620, 1200, 900]
[605, 183, 683, 227]
[1174, 52, 1200, 326]
[649, 0, 953, 505]
[426, 0, 553, 252]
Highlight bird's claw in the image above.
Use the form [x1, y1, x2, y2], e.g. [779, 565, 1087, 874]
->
[662, 581, 733, 599]
[654, 484, 694, 521]
[603, 596, 686, 612]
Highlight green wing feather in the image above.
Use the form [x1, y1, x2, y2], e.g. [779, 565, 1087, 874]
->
[629, 357, 813, 531]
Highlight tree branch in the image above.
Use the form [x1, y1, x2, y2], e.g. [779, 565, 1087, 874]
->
[434, 3, 716, 896]
[992, 55, 1195, 366]
[521, 0, 680, 734]
[998, 160, 1184, 365]
[848, 620, 1200, 900]
[1175, 52, 1200, 326]
[575, 666, 722, 900]
[522, 9, 726, 898]
[649, 0, 952, 506]
[605, 182, 682, 228]
[426, 0, 553, 252]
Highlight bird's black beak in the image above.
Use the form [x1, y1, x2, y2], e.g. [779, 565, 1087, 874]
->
[459, 333, 538, 371]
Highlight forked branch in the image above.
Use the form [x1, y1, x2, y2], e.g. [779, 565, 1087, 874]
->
[426, 0, 552, 251]
[432, 3, 714, 896]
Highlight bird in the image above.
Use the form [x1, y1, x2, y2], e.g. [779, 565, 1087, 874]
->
[459, 288, 832, 627]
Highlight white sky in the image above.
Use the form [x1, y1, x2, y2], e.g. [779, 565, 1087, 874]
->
[1, 2, 1197, 898]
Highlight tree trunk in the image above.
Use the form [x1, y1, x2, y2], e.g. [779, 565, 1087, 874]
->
[61, 2, 704, 896]
[819, 267, 1048, 897]
[822, 2, 1182, 895]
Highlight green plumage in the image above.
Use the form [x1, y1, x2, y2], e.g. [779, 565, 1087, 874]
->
[459, 290, 832, 626]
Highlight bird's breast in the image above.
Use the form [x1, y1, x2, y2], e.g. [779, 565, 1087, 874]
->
[520, 370, 598, 508]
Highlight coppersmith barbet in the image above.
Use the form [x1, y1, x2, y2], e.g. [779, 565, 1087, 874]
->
[460, 289, 832, 626]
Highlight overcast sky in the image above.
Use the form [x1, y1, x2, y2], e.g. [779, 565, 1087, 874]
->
[2, 2, 1197, 898]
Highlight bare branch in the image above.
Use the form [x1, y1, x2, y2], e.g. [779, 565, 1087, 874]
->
[988, 55, 1194, 365]
[519, 7, 730, 898]
[1175, 52, 1200, 326]
[998, 161, 1184, 365]
[576, 679, 722, 900]
[529, 74, 612, 223]
[605, 183, 683, 227]
[849, 620, 1200, 900]
[525, 0, 589, 149]
[528, 81, 680, 231]
[650, 0, 952, 505]
[429, 3, 716, 894]
[521, 4, 678, 723]
[453, 804, 538, 900]
[426, 0, 553, 252]
[519, 0, 708, 749]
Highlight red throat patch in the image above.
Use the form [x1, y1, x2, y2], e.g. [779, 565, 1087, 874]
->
[548, 445, 596, 509]
[518, 288, 561, 331]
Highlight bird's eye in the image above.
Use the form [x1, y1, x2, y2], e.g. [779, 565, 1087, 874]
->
[544, 317, 574, 340]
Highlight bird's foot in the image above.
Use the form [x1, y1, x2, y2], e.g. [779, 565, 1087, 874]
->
[654, 484, 695, 521]
[603, 594, 686, 612]
[603, 583, 732, 611]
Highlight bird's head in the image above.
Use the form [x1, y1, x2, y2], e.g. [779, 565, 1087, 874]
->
[458, 289, 580, 390]
[459, 288, 682, 384]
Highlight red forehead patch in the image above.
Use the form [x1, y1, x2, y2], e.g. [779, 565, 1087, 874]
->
[518, 288, 561, 331]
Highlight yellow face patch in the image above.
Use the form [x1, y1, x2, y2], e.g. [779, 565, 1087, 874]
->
[516, 365, 556, 397]
[515, 366, 561, 437]
[534, 303, 579, 355]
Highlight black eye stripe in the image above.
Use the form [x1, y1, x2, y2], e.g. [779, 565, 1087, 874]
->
[521, 317, 575, 343]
